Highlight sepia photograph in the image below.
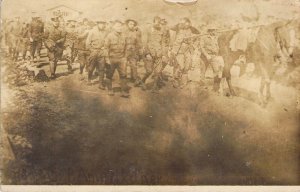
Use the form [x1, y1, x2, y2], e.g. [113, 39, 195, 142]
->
[0, 0, 299, 190]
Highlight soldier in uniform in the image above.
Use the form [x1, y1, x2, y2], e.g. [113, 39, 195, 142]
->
[158, 18, 171, 86]
[124, 19, 142, 86]
[200, 25, 224, 93]
[20, 22, 30, 62]
[104, 20, 129, 97]
[43, 17, 67, 79]
[140, 16, 165, 92]
[86, 20, 108, 88]
[64, 19, 77, 72]
[29, 14, 44, 63]
[4, 20, 14, 57]
[170, 17, 199, 88]
[10, 17, 23, 61]
[76, 18, 91, 75]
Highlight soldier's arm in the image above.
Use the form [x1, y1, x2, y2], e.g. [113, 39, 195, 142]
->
[41, 23, 45, 34]
[169, 24, 179, 32]
[43, 28, 49, 39]
[136, 29, 143, 50]
[85, 30, 93, 49]
[199, 37, 210, 59]
[56, 30, 66, 44]
[78, 29, 89, 39]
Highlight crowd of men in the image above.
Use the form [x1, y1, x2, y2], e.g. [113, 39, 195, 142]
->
[1, 14, 289, 98]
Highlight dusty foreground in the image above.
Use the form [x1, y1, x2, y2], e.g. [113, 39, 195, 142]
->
[1, 59, 299, 185]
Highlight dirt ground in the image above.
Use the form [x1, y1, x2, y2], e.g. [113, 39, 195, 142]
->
[1, 54, 299, 185]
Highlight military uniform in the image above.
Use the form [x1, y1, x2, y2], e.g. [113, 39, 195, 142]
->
[75, 24, 90, 74]
[124, 26, 142, 83]
[19, 23, 30, 61]
[44, 23, 66, 78]
[86, 26, 107, 87]
[64, 24, 78, 70]
[141, 25, 166, 91]
[10, 20, 22, 60]
[171, 24, 196, 87]
[29, 18, 44, 61]
[104, 30, 128, 96]
[200, 33, 224, 91]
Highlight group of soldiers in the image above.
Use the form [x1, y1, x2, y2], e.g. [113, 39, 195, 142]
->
[2, 14, 230, 97]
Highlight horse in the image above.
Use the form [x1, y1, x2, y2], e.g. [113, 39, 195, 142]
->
[217, 20, 296, 106]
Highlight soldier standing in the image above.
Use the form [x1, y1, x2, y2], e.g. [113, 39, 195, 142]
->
[104, 20, 129, 97]
[43, 17, 67, 79]
[10, 17, 22, 61]
[200, 25, 224, 93]
[86, 21, 108, 88]
[76, 18, 90, 75]
[158, 18, 171, 86]
[124, 19, 142, 86]
[20, 22, 30, 62]
[170, 17, 199, 88]
[64, 19, 77, 72]
[29, 15, 44, 63]
[140, 16, 165, 93]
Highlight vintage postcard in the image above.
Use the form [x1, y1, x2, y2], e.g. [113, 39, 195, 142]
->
[0, 0, 299, 191]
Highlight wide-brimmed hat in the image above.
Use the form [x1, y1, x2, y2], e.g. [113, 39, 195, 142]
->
[160, 18, 168, 25]
[96, 20, 106, 24]
[51, 17, 59, 22]
[125, 19, 138, 26]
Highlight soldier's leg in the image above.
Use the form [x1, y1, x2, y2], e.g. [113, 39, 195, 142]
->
[87, 51, 97, 84]
[36, 40, 42, 61]
[173, 54, 184, 88]
[116, 58, 130, 97]
[179, 52, 192, 88]
[30, 41, 36, 61]
[141, 54, 153, 83]
[151, 57, 163, 92]
[106, 60, 117, 96]
[97, 56, 106, 90]
[48, 51, 56, 78]
[77, 51, 86, 74]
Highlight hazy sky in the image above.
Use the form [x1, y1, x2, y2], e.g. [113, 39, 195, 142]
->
[1, 0, 299, 23]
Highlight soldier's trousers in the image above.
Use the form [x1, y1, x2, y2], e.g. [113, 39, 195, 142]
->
[141, 55, 162, 90]
[174, 52, 192, 86]
[106, 57, 128, 92]
[127, 56, 139, 81]
[48, 47, 63, 75]
[208, 55, 225, 92]
[87, 50, 105, 85]
[77, 50, 90, 73]
[30, 40, 42, 58]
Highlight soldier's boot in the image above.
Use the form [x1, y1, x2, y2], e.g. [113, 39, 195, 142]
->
[67, 61, 73, 73]
[79, 63, 85, 74]
[94, 67, 99, 76]
[179, 73, 188, 89]
[120, 78, 130, 98]
[141, 72, 151, 90]
[98, 70, 106, 90]
[106, 79, 114, 96]
[213, 76, 221, 92]
[87, 71, 93, 86]
[134, 77, 142, 87]
[49, 61, 57, 79]
[151, 78, 159, 94]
